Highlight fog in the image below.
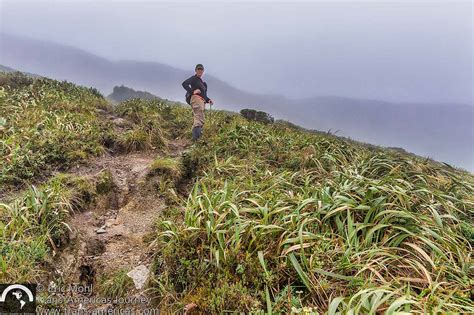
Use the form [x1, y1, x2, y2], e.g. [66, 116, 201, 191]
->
[1, 0, 472, 104]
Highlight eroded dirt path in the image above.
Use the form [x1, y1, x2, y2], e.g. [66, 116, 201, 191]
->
[41, 127, 192, 312]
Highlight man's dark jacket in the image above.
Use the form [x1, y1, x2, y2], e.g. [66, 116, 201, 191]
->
[182, 74, 211, 105]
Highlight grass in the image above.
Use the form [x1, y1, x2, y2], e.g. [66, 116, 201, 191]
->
[0, 173, 96, 282]
[97, 268, 135, 299]
[0, 72, 113, 189]
[0, 75, 192, 285]
[148, 157, 184, 205]
[0, 73, 121, 282]
[1, 72, 472, 313]
[150, 157, 182, 178]
[114, 98, 193, 152]
[152, 113, 474, 313]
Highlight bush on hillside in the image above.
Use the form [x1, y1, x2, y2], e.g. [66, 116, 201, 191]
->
[240, 108, 274, 124]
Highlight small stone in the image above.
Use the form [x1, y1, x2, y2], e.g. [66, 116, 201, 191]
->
[96, 226, 107, 234]
[112, 117, 127, 126]
[126, 265, 149, 290]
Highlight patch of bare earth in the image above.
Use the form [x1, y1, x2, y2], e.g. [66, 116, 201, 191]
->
[42, 134, 191, 313]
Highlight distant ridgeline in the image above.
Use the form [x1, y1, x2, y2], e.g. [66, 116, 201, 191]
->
[0, 64, 42, 78]
[107, 85, 162, 104]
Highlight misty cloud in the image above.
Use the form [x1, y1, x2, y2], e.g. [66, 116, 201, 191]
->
[1, 0, 472, 104]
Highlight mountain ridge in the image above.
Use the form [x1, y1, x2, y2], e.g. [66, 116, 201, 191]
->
[1, 32, 472, 171]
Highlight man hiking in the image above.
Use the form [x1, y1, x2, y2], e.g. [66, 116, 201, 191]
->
[181, 64, 213, 141]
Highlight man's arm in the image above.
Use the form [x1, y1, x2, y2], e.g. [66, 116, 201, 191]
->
[182, 76, 193, 93]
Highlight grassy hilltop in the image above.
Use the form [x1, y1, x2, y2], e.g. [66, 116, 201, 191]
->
[0, 72, 473, 314]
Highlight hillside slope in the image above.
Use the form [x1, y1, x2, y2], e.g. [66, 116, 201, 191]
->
[0, 72, 473, 314]
[2, 33, 473, 172]
[153, 110, 474, 313]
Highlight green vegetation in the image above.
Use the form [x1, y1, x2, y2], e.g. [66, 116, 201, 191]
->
[114, 97, 193, 151]
[240, 108, 275, 124]
[0, 72, 112, 188]
[150, 157, 182, 178]
[0, 73, 190, 285]
[0, 173, 96, 282]
[97, 268, 135, 298]
[118, 97, 193, 139]
[148, 157, 184, 205]
[0, 72, 116, 282]
[1, 72, 473, 313]
[153, 113, 474, 313]
[107, 85, 162, 104]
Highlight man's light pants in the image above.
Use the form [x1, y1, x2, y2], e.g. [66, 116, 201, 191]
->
[190, 94, 205, 140]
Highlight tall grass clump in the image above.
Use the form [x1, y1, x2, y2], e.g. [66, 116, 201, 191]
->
[115, 99, 173, 151]
[114, 98, 207, 148]
[0, 173, 96, 282]
[152, 112, 474, 313]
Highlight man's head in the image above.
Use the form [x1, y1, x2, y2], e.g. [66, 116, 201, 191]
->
[195, 64, 204, 77]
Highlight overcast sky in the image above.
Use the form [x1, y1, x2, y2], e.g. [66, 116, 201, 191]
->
[1, 0, 472, 104]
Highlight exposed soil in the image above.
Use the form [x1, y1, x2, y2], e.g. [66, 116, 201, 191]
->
[39, 114, 192, 312]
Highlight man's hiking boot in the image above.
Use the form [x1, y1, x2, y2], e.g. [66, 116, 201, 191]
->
[192, 126, 202, 141]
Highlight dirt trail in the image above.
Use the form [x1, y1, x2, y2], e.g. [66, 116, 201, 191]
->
[42, 116, 192, 312]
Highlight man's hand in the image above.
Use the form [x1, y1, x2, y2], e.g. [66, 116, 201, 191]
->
[193, 89, 201, 94]
[208, 99, 214, 105]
